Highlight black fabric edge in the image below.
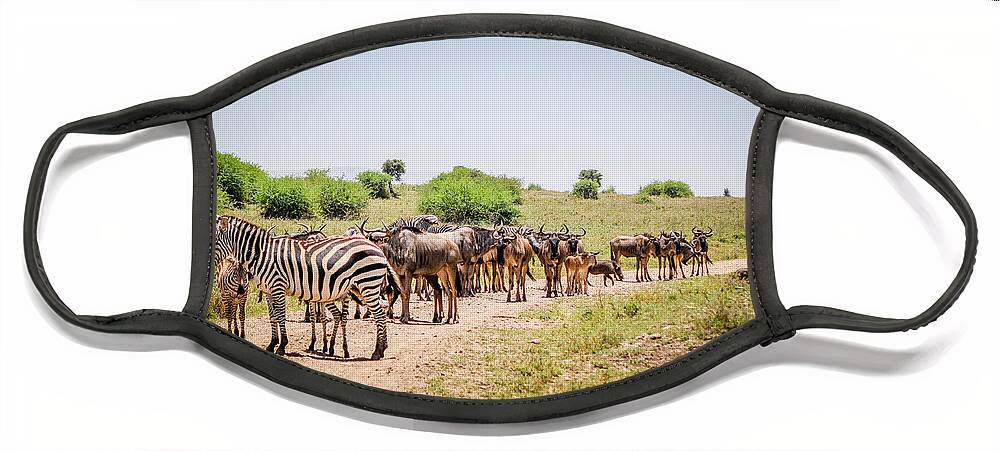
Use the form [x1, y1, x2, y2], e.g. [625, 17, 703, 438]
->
[183, 117, 216, 317]
[23, 13, 977, 423]
[746, 111, 794, 345]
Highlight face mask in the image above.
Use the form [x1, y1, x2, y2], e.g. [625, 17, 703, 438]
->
[25, 14, 977, 423]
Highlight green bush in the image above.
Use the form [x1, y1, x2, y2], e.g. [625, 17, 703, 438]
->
[634, 193, 653, 204]
[419, 167, 520, 224]
[357, 170, 392, 199]
[571, 179, 600, 199]
[217, 152, 266, 207]
[256, 177, 313, 219]
[317, 179, 369, 219]
[578, 169, 603, 186]
[639, 180, 693, 198]
[601, 185, 617, 194]
[526, 183, 543, 191]
[216, 186, 234, 212]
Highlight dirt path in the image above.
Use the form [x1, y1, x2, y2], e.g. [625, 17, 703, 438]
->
[234, 259, 747, 393]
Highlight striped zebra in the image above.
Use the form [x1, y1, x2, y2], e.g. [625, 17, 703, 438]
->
[217, 256, 249, 338]
[215, 216, 399, 359]
[389, 214, 439, 232]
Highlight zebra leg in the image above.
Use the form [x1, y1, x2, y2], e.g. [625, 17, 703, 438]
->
[321, 303, 329, 354]
[327, 302, 341, 357]
[238, 298, 246, 339]
[267, 288, 288, 355]
[308, 301, 318, 353]
[357, 281, 388, 360]
[340, 297, 349, 359]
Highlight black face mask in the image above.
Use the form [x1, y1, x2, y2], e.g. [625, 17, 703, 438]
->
[24, 14, 977, 423]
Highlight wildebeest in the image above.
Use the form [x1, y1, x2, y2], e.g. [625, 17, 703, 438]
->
[382, 226, 462, 324]
[565, 251, 600, 296]
[610, 234, 655, 282]
[690, 227, 714, 276]
[433, 226, 496, 298]
[495, 225, 534, 302]
[664, 232, 697, 280]
[589, 259, 624, 287]
[533, 224, 565, 297]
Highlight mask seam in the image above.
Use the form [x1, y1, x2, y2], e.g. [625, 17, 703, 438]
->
[102, 309, 758, 406]
[202, 119, 215, 317]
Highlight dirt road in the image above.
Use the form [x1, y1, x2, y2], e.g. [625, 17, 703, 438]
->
[232, 259, 747, 393]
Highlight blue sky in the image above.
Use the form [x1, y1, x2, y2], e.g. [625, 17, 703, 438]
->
[213, 37, 759, 196]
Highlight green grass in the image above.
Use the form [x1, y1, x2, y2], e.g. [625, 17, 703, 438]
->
[518, 190, 745, 266]
[422, 274, 753, 399]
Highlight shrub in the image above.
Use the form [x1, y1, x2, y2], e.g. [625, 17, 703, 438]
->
[578, 169, 603, 186]
[571, 179, 600, 199]
[419, 167, 521, 224]
[216, 186, 233, 212]
[639, 180, 693, 198]
[304, 168, 331, 184]
[216, 152, 266, 207]
[496, 175, 524, 204]
[634, 193, 653, 204]
[601, 185, 617, 194]
[357, 170, 392, 199]
[526, 183, 543, 191]
[317, 179, 368, 219]
[255, 177, 313, 219]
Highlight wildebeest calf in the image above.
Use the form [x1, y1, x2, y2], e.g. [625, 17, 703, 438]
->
[589, 260, 624, 287]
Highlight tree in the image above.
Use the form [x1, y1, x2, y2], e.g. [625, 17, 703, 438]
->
[382, 159, 406, 181]
[381, 159, 406, 197]
[578, 169, 603, 187]
[723, 187, 731, 197]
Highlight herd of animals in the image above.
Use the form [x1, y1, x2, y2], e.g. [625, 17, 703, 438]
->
[212, 214, 720, 361]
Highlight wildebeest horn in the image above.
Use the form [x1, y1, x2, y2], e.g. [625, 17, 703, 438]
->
[561, 224, 569, 233]
[538, 223, 545, 234]
[578, 227, 587, 237]
[705, 226, 714, 236]
[266, 225, 276, 236]
[692, 226, 699, 235]
[297, 222, 310, 233]
[380, 219, 389, 232]
[317, 224, 326, 232]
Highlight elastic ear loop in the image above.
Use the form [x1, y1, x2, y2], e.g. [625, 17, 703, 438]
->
[777, 104, 978, 333]
[24, 114, 203, 335]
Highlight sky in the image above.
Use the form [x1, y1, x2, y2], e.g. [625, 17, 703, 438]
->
[213, 37, 759, 196]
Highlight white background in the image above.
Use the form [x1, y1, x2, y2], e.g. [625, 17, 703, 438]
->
[1, 1, 996, 450]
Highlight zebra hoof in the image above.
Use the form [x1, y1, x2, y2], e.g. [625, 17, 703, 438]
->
[343, 350, 350, 359]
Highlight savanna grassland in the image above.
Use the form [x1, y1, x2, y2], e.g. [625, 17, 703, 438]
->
[210, 163, 752, 398]
[423, 273, 753, 399]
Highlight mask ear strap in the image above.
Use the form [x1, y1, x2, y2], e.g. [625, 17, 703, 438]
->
[25, 108, 208, 336]
[768, 100, 978, 333]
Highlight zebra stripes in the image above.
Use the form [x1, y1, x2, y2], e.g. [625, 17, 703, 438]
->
[215, 215, 397, 359]
[217, 257, 249, 338]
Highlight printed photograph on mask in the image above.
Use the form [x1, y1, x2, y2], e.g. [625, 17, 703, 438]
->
[209, 37, 759, 399]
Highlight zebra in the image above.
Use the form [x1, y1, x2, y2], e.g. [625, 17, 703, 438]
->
[389, 214, 439, 232]
[215, 215, 399, 359]
[217, 256, 249, 338]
